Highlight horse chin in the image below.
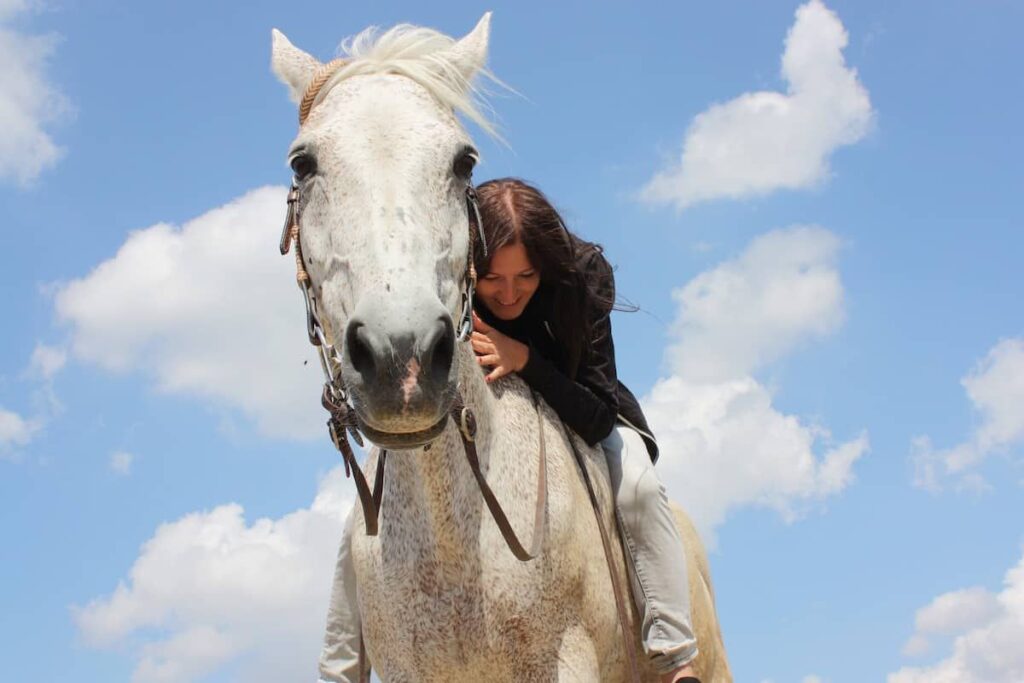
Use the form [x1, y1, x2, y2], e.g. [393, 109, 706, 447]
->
[356, 414, 449, 450]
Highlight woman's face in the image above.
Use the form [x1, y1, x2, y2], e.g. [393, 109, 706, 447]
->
[476, 242, 541, 320]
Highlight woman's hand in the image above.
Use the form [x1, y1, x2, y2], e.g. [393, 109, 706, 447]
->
[471, 312, 529, 383]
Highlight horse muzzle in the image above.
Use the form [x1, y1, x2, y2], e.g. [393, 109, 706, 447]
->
[340, 296, 458, 447]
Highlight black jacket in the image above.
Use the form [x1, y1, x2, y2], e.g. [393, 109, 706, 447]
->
[475, 249, 659, 462]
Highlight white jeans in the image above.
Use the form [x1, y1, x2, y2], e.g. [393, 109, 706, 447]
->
[317, 425, 697, 681]
[318, 509, 363, 683]
[603, 425, 698, 673]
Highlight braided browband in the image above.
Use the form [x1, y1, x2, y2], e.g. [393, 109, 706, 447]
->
[299, 58, 350, 126]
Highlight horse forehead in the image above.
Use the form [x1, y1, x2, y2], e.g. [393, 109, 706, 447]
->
[315, 75, 462, 165]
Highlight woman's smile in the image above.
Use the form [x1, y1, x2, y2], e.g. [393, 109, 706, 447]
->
[476, 242, 541, 320]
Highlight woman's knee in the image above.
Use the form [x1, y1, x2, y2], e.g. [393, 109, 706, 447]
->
[619, 465, 666, 527]
[604, 428, 664, 525]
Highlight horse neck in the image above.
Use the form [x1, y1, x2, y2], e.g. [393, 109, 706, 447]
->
[388, 342, 502, 557]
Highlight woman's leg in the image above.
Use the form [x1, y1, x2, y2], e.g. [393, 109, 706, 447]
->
[602, 426, 699, 677]
[318, 510, 364, 683]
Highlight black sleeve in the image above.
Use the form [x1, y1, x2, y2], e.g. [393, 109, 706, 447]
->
[517, 251, 620, 446]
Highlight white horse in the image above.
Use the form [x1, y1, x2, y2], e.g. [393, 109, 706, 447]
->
[271, 14, 731, 682]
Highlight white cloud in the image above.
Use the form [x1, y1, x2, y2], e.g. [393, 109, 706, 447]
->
[0, 1, 33, 18]
[911, 587, 1002, 640]
[644, 226, 867, 542]
[0, 0, 69, 185]
[889, 550, 1024, 682]
[912, 338, 1024, 492]
[0, 344, 65, 460]
[902, 633, 931, 658]
[74, 468, 352, 683]
[132, 626, 238, 683]
[900, 586, 1004, 657]
[110, 450, 134, 476]
[0, 406, 37, 455]
[639, 0, 873, 210]
[55, 186, 326, 440]
[29, 343, 66, 379]
[666, 226, 844, 382]
[646, 374, 868, 542]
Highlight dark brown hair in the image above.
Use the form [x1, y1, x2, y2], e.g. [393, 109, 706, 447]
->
[473, 178, 610, 378]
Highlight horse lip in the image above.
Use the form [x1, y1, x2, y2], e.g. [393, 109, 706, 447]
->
[356, 413, 449, 450]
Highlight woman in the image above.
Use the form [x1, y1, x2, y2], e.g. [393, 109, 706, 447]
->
[468, 178, 699, 683]
[318, 179, 699, 683]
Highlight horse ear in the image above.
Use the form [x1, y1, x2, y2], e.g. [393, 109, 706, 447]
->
[444, 12, 492, 84]
[271, 29, 321, 104]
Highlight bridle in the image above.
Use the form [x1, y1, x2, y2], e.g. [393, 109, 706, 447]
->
[277, 57, 546, 562]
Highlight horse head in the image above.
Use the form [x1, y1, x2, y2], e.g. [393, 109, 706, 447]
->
[271, 15, 493, 449]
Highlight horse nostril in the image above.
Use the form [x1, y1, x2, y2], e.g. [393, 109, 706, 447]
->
[421, 317, 455, 386]
[346, 320, 377, 379]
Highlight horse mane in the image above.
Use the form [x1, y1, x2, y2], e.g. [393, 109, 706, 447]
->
[314, 23, 505, 138]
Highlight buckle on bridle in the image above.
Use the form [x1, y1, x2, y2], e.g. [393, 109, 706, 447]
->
[280, 184, 300, 255]
[459, 406, 477, 442]
[456, 287, 474, 342]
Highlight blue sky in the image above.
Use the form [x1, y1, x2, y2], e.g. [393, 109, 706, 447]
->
[2, 1, 1023, 681]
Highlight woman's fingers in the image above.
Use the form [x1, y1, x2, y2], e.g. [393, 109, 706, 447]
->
[470, 323, 516, 381]
[485, 365, 511, 383]
[471, 338, 495, 355]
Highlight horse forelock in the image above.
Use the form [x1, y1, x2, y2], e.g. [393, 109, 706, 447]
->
[305, 23, 504, 139]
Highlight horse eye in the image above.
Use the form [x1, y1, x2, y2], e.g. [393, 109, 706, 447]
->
[453, 148, 477, 180]
[290, 154, 317, 181]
